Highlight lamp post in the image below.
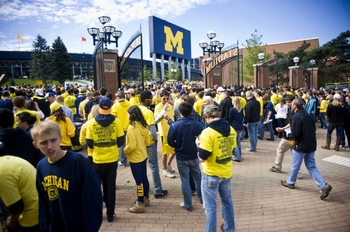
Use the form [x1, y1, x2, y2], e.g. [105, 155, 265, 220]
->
[292, 57, 300, 87]
[310, 59, 316, 88]
[87, 16, 122, 88]
[256, 53, 265, 88]
[199, 31, 224, 88]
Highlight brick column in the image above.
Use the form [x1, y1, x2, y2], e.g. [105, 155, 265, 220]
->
[289, 66, 305, 89]
[253, 64, 270, 88]
[307, 67, 318, 89]
[95, 49, 120, 96]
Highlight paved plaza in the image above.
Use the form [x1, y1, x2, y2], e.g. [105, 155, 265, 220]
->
[80, 124, 350, 232]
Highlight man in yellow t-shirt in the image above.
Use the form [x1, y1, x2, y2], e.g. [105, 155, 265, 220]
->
[111, 91, 133, 167]
[198, 105, 236, 232]
[140, 91, 168, 198]
[64, 89, 76, 115]
[193, 92, 204, 116]
[154, 90, 175, 178]
[0, 156, 39, 230]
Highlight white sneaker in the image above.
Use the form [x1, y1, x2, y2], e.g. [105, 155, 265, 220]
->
[297, 171, 301, 179]
[118, 161, 125, 167]
[163, 170, 175, 178]
[167, 165, 175, 173]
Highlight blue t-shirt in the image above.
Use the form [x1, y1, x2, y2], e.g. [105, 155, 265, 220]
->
[266, 102, 275, 120]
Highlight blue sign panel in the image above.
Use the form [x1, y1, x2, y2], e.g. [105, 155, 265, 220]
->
[325, 82, 349, 90]
[149, 16, 191, 60]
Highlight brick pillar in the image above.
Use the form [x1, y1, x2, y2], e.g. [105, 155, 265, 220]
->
[95, 49, 120, 96]
[289, 66, 305, 89]
[254, 64, 270, 88]
[307, 67, 318, 89]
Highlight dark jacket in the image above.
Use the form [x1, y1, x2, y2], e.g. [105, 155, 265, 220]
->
[0, 98, 13, 111]
[288, 110, 316, 153]
[326, 103, 346, 123]
[167, 117, 202, 160]
[228, 107, 244, 131]
[265, 101, 275, 120]
[220, 96, 233, 121]
[0, 127, 44, 167]
[244, 96, 260, 123]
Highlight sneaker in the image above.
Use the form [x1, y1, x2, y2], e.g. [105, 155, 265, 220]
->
[163, 170, 175, 178]
[320, 184, 332, 200]
[340, 145, 344, 148]
[180, 190, 197, 196]
[297, 171, 302, 179]
[154, 190, 168, 198]
[281, 180, 295, 189]
[118, 161, 125, 167]
[167, 165, 175, 173]
[246, 148, 254, 152]
[266, 138, 274, 141]
[179, 202, 192, 212]
[220, 223, 225, 232]
[268, 166, 281, 173]
[107, 214, 115, 222]
[258, 136, 263, 140]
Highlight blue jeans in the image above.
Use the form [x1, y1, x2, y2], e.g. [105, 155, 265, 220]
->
[276, 118, 286, 138]
[202, 173, 235, 232]
[320, 112, 327, 129]
[119, 131, 128, 165]
[177, 158, 202, 211]
[260, 119, 274, 140]
[327, 121, 344, 140]
[147, 143, 163, 195]
[287, 150, 326, 190]
[234, 130, 242, 160]
[247, 122, 259, 151]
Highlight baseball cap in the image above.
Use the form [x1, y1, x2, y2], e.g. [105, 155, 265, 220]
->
[44, 92, 55, 99]
[334, 93, 341, 100]
[203, 104, 219, 116]
[50, 102, 61, 113]
[217, 86, 225, 92]
[99, 97, 113, 115]
[26, 89, 33, 93]
[86, 91, 93, 97]
[126, 89, 135, 94]
[80, 88, 87, 94]
[35, 89, 43, 96]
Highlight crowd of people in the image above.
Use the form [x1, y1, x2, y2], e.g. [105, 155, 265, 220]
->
[0, 80, 345, 231]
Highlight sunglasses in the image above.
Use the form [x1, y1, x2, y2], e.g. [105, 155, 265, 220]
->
[162, 98, 169, 100]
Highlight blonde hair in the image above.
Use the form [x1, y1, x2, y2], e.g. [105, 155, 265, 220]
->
[90, 105, 99, 119]
[232, 97, 242, 112]
[31, 120, 61, 142]
[332, 98, 342, 106]
[203, 96, 213, 105]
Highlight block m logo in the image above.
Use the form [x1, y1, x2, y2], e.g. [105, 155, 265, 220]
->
[164, 26, 184, 55]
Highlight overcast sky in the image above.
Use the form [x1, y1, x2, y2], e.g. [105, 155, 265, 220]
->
[0, 0, 349, 59]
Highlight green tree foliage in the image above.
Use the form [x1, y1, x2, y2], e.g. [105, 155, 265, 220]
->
[121, 63, 130, 79]
[165, 64, 182, 81]
[30, 35, 51, 83]
[50, 37, 72, 82]
[241, 31, 272, 81]
[137, 65, 153, 81]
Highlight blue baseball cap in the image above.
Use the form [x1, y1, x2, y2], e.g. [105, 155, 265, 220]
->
[44, 92, 55, 99]
[99, 97, 113, 115]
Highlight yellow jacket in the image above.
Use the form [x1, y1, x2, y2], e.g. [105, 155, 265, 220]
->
[64, 95, 76, 114]
[194, 99, 203, 116]
[14, 109, 40, 128]
[319, 100, 329, 113]
[130, 96, 140, 106]
[124, 122, 150, 163]
[111, 100, 133, 131]
[48, 115, 75, 147]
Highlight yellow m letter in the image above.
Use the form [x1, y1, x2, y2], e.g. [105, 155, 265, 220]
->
[164, 26, 184, 55]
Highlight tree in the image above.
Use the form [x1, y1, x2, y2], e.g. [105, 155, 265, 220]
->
[241, 31, 272, 82]
[50, 37, 72, 82]
[137, 65, 153, 81]
[120, 63, 130, 79]
[165, 64, 182, 81]
[30, 35, 51, 83]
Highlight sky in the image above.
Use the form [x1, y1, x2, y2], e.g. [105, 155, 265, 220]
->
[0, 0, 349, 60]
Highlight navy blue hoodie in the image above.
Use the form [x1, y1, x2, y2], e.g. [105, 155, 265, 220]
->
[167, 117, 202, 160]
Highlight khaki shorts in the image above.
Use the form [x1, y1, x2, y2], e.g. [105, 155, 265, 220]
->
[160, 136, 175, 156]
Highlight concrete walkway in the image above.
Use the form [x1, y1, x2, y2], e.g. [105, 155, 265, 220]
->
[81, 124, 350, 232]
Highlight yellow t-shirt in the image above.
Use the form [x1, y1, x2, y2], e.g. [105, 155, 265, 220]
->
[124, 122, 150, 163]
[319, 100, 329, 113]
[14, 109, 41, 128]
[174, 97, 182, 107]
[48, 115, 75, 147]
[79, 99, 89, 119]
[79, 120, 93, 157]
[199, 126, 236, 179]
[139, 105, 156, 144]
[64, 95, 76, 114]
[152, 96, 161, 106]
[239, 97, 247, 116]
[257, 97, 264, 116]
[86, 117, 124, 164]
[0, 156, 39, 227]
[61, 92, 68, 99]
[154, 103, 174, 136]
[9, 93, 16, 99]
[194, 99, 203, 116]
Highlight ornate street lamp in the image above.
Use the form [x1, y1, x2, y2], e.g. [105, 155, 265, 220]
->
[199, 31, 224, 57]
[258, 53, 265, 63]
[293, 57, 300, 66]
[87, 16, 122, 48]
[310, 59, 316, 88]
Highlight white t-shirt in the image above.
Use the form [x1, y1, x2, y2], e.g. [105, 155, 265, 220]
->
[275, 103, 288, 119]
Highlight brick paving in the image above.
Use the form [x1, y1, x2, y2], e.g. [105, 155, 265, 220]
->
[80, 124, 350, 232]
